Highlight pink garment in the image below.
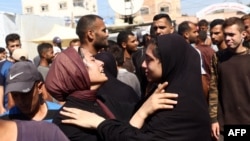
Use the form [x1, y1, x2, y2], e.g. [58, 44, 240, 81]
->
[45, 47, 115, 119]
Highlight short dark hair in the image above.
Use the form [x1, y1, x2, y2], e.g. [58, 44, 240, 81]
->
[142, 34, 150, 47]
[37, 43, 53, 57]
[153, 13, 172, 25]
[210, 19, 225, 29]
[76, 14, 103, 44]
[223, 17, 245, 32]
[117, 30, 134, 48]
[106, 40, 124, 66]
[241, 14, 250, 21]
[197, 30, 207, 42]
[0, 47, 6, 53]
[5, 33, 20, 45]
[69, 39, 80, 46]
[178, 21, 192, 36]
[198, 19, 209, 27]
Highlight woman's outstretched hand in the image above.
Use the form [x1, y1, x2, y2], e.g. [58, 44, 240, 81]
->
[60, 107, 105, 129]
[60, 82, 178, 129]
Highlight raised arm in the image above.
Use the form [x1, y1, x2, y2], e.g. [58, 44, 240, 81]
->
[129, 82, 178, 128]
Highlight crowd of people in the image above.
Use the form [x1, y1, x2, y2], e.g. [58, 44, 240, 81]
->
[0, 12, 249, 141]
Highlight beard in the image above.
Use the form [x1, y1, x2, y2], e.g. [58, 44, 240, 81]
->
[127, 47, 137, 55]
[245, 36, 250, 42]
[93, 40, 108, 52]
[47, 58, 53, 64]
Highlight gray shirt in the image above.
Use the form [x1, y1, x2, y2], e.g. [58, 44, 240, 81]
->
[37, 65, 49, 80]
[117, 68, 141, 98]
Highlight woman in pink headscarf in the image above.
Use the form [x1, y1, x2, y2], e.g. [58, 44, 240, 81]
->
[45, 46, 115, 141]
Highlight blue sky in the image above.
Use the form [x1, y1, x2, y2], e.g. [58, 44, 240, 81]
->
[0, 0, 22, 14]
[0, 0, 249, 15]
[181, 0, 250, 15]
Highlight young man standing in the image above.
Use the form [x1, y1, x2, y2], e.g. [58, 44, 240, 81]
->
[195, 30, 215, 100]
[209, 19, 227, 51]
[151, 13, 174, 36]
[210, 17, 250, 141]
[0, 33, 21, 114]
[76, 14, 109, 55]
[133, 13, 175, 97]
[117, 30, 139, 73]
[178, 21, 208, 96]
[208, 19, 228, 140]
[198, 19, 212, 46]
[37, 43, 54, 80]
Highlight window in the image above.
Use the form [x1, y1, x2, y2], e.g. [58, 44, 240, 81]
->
[59, 2, 67, 9]
[73, 0, 83, 7]
[92, 5, 96, 12]
[140, 7, 149, 15]
[25, 7, 33, 14]
[85, 1, 89, 10]
[160, 6, 169, 13]
[41, 4, 49, 12]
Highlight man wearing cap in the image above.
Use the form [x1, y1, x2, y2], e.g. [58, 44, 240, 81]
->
[11, 48, 29, 62]
[0, 61, 61, 122]
[52, 36, 62, 55]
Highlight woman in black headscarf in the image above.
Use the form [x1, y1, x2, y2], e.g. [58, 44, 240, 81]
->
[59, 33, 211, 141]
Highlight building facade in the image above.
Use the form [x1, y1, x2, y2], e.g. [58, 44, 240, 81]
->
[21, 0, 248, 27]
[108, 0, 182, 25]
[21, 0, 182, 26]
[139, 0, 181, 23]
[21, 0, 97, 25]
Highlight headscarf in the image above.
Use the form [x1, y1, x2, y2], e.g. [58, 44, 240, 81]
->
[95, 52, 139, 121]
[95, 52, 118, 78]
[45, 47, 115, 119]
[45, 47, 93, 101]
[157, 33, 202, 90]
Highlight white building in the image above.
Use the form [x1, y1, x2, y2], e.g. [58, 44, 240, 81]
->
[21, 0, 97, 25]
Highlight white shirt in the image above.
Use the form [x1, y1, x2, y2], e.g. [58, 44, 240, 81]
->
[53, 46, 61, 55]
[194, 48, 206, 75]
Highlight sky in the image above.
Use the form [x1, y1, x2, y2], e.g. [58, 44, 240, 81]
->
[0, 0, 249, 16]
[0, 0, 22, 14]
[181, 0, 250, 15]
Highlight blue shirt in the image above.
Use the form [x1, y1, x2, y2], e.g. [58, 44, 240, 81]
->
[0, 60, 13, 108]
[0, 101, 61, 122]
